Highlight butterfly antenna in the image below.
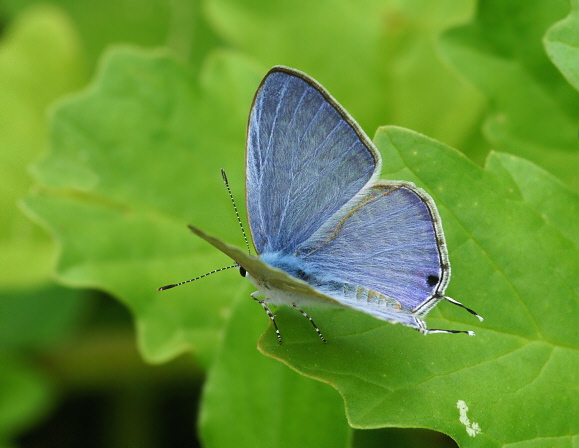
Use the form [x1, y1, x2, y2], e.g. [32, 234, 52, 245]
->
[221, 168, 251, 254]
[158, 265, 237, 291]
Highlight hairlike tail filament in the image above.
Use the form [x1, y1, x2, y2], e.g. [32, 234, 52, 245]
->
[444, 296, 484, 322]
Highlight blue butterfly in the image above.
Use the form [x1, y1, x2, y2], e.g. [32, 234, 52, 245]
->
[160, 66, 482, 343]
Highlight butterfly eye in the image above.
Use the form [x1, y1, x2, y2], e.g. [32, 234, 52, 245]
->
[427, 275, 439, 287]
[239, 266, 247, 277]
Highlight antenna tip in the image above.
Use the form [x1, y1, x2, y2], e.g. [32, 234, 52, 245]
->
[221, 169, 228, 183]
[467, 331, 476, 336]
[158, 284, 176, 291]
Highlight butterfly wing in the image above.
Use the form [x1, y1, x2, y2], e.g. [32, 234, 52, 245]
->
[246, 67, 381, 255]
[296, 182, 450, 316]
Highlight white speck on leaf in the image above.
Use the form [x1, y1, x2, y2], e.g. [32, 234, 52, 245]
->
[457, 400, 481, 437]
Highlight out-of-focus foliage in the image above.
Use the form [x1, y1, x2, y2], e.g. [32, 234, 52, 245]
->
[0, 6, 85, 287]
[1, 0, 577, 447]
[440, 0, 579, 190]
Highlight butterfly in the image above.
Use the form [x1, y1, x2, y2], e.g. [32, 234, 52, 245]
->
[159, 66, 482, 344]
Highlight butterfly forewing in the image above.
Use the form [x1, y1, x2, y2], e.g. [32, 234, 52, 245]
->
[246, 67, 380, 255]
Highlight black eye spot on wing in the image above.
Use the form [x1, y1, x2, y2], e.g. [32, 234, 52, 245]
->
[427, 275, 439, 287]
[239, 266, 247, 277]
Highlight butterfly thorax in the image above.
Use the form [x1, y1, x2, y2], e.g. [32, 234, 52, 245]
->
[248, 252, 333, 307]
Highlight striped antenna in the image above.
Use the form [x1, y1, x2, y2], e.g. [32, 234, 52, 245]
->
[158, 265, 237, 291]
[221, 169, 251, 254]
[158, 169, 251, 292]
[158, 170, 251, 292]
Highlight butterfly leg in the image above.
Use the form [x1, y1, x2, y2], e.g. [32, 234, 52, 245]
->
[292, 304, 327, 344]
[252, 294, 282, 344]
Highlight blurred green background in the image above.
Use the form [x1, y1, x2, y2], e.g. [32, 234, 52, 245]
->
[1, 0, 577, 447]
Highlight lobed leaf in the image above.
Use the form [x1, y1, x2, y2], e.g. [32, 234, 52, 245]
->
[25, 48, 263, 366]
[200, 292, 351, 448]
[259, 126, 579, 447]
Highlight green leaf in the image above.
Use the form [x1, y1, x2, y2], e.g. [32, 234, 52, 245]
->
[204, 0, 487, 157]
[0, 5, 86, 287]
[25, 48, 263, 366]
[352, 427, 457, 448]
[0, 285, 88, 351]
[544, 0, 579, 92]
[0, 358, 53, 443]
[199, 291, 351, 448]
[259, 126, 579, 447]
[439, 0, 579, 190]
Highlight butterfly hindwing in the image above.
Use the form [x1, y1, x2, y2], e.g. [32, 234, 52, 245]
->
[296, 182, 450, 313]
[246, 67, 380, 255]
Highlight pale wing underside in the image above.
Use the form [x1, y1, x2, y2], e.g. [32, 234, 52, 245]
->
[297, 182, 450, 312]
[190, 226, 424, 328]
[322, 294, 422, 328]
[246, 67, 380, 255]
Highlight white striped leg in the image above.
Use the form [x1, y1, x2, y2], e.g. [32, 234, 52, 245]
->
[292, 304, 327, 344]
[252, 295, 282, 344]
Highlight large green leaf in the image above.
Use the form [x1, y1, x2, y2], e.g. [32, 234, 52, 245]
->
[204, 0, 487, 158]
[544, 0, 579, 91]
[440, 0, 579, 190]
[259, 126, 579, 447]
[25, 48, 263, 367]
[0, 5, 86, 287]
[199, 290, 350, 448]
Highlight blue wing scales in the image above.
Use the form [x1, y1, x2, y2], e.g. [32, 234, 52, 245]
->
[246, 67, 380, 255]
[297, 182, 450, 313]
